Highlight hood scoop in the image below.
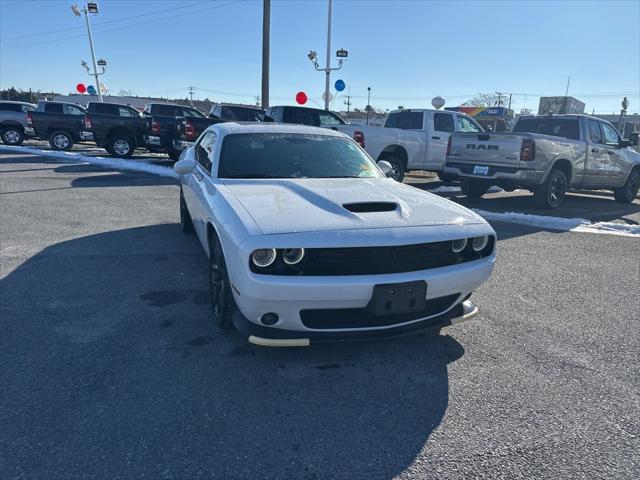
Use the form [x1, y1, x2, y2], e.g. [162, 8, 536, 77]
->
[342, 202, 398, 213]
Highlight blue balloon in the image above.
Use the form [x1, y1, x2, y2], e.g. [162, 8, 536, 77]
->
[87, 85, 97, 95]
[334, 79, 345, 92]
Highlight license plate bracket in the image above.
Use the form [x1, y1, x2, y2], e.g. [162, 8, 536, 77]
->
[366, 281, 427, 316]
[473, 165, 489, 175]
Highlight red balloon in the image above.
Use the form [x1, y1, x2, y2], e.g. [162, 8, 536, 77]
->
[76, 83, 87, 93]
[295, 91, 307, 105]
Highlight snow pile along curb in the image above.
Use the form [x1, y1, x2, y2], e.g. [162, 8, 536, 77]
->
[0, 145, 179, 180]
[474, 209, 640, 238]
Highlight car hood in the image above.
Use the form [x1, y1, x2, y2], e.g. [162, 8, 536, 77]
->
[220, 178, 483, 235]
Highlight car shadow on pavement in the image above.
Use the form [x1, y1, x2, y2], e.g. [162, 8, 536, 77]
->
[1, 224, 464, 479]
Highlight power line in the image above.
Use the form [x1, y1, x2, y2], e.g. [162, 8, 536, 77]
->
[0, 1, 241, 49]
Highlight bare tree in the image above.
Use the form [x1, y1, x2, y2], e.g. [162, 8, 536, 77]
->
[463, 93, 505, 107]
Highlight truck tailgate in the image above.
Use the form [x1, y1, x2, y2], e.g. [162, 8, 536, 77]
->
[448, 132, 524, 166]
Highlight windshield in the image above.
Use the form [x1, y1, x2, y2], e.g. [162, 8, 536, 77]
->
[218, 133, 383, 179]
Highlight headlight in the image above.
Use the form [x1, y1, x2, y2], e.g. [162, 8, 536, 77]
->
[251, 248, 277, 267]
[282, 248, 305, 265]
[471, 236, 489, 252]
[451, 238, 467, 253]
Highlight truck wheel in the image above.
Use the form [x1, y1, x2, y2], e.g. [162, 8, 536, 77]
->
[534, 168, 567, 209]
[613, 170, 640, 203]
[461, 179, 489, 198]
[108, 137, 134, 158]
[1, 126, 24, 146]
[49, 131, 73, 151]
[180, 187, 194, 234]
[209, 234, 235, 329]
[382, 155, 405, 182]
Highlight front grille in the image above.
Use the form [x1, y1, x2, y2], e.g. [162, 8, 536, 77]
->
[250, 237, 494, 276]
[300, 293, 460, 329]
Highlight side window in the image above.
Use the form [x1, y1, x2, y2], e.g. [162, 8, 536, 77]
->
[44, 103, 63, 114]
[196, 132, 216, 173]
[0, 103, 20, 112]
[588, 120, 603, 144]
[434, 113, 455, 132]
[63, 104, 85, 115]
[93, 103, 117, 115]
[318, 112, 341, 126]
[456, 115, 482, 132]
[601, 123, 620, 146]
[118, 106, 139, 117]
[285, 108, 317, 126]
[154, 105, 177, 117]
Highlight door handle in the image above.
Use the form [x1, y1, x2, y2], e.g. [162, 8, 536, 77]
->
[591, 148, 599, 153]
[432, 136, 440, 140]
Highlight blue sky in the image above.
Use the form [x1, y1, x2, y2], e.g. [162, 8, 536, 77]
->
[1, 0, 639, 113]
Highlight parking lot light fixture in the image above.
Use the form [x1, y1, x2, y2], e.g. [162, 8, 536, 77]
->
[71, 3, 105, 102]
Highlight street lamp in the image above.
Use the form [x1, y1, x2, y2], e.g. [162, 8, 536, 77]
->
[366, 87, 371, 125]
[71, 3, 105, 102]
[307, 0, 348, 110]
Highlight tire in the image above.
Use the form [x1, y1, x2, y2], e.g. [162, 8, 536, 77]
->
[108, 136, 134, 158]
[179, 187, 194, 234]
[534, 168, 567, 209]
[168, 149, 181, 161]
[382, 155, 405, 182]
[209, 234, 235, 329]
[1, 126, 24, 146]
[48, 131, 73, 151]
[613, 170, 640, 203]
[437, 171, 458, 183]
[461, 179, 489, 198]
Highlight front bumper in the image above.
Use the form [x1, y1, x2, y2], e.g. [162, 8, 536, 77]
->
[444, 161, 543, 185]
[235, 300, 479, 347]
[144, 134, 162, 147]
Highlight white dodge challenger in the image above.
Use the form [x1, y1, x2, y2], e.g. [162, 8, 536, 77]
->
[175, 123, 496, 346]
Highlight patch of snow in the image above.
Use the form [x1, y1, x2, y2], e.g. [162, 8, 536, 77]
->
[473, 209, 640, 238]
[0, 145, 178, 180]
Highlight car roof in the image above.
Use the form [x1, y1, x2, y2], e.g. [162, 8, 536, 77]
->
[0, 100, 35, 106]
[210, 122, 346, 137]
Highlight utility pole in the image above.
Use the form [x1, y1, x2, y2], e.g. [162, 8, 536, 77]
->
[344, 92, 352, 113]
[72, 3, 106, 102]
[508, 93, 512, 110]
[562, 76, 571, 114]
[366, 87, 371, 125]
[188, 86, 195, 104]
[261, 0, 270, 109]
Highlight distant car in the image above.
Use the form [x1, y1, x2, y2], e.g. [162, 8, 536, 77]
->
[142, 102, 207, 160]
[174, 123, 496, 346]
[444, 114, 640, 208]
[264, 105, 348, 128]
[0, 101, 36, 146]
[210, 104, 265, 122]
[28, 101, 90, 151]
[82, 102, 147, 158]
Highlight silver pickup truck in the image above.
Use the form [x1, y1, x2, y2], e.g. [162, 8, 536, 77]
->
[444, 114, 640, 208]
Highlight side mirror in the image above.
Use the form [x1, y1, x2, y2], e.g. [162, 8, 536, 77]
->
[377, 160, 393, 177]
[629, 132, 639, 146]
[174, 155, 195, 175]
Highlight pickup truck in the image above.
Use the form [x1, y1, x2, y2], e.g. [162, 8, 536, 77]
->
[173, 104, 265, 153]
[141, 103, 207, 160]
[28, 101, 91, 150]
[443, 114, 640, 208]
[0, 100, 36, 146]
[335, 108, 484, 181]
[264, 105, 347, 128]
[82, 102, 147, 158]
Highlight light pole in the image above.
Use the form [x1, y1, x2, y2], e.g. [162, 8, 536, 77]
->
[72, 3, 105, 102]
[366, 87, 371, 125]
[307, 0, 348, 110]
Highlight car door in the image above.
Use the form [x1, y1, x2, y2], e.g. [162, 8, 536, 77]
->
[599, 122, 627, 185]
[584, 119, 609, 186]
[425, 112, 455, 170]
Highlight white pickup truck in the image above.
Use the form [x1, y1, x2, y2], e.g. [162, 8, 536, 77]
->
[444, 114, 640, 208]
[336, 108, 484, 181]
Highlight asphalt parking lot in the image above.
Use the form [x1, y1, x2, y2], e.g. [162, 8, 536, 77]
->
[1, 146, 639, 479]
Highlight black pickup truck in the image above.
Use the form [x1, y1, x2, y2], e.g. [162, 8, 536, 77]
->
[28, 101, 91, 150]
[175, 104, 265, 152]
[82, 102, 146, 158]
[141, 103, 207, 160]
[264, 105, 347, 128]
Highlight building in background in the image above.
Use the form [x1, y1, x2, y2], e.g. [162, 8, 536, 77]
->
[538, 96, 585, 115]
[445, 106, 514, 132]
